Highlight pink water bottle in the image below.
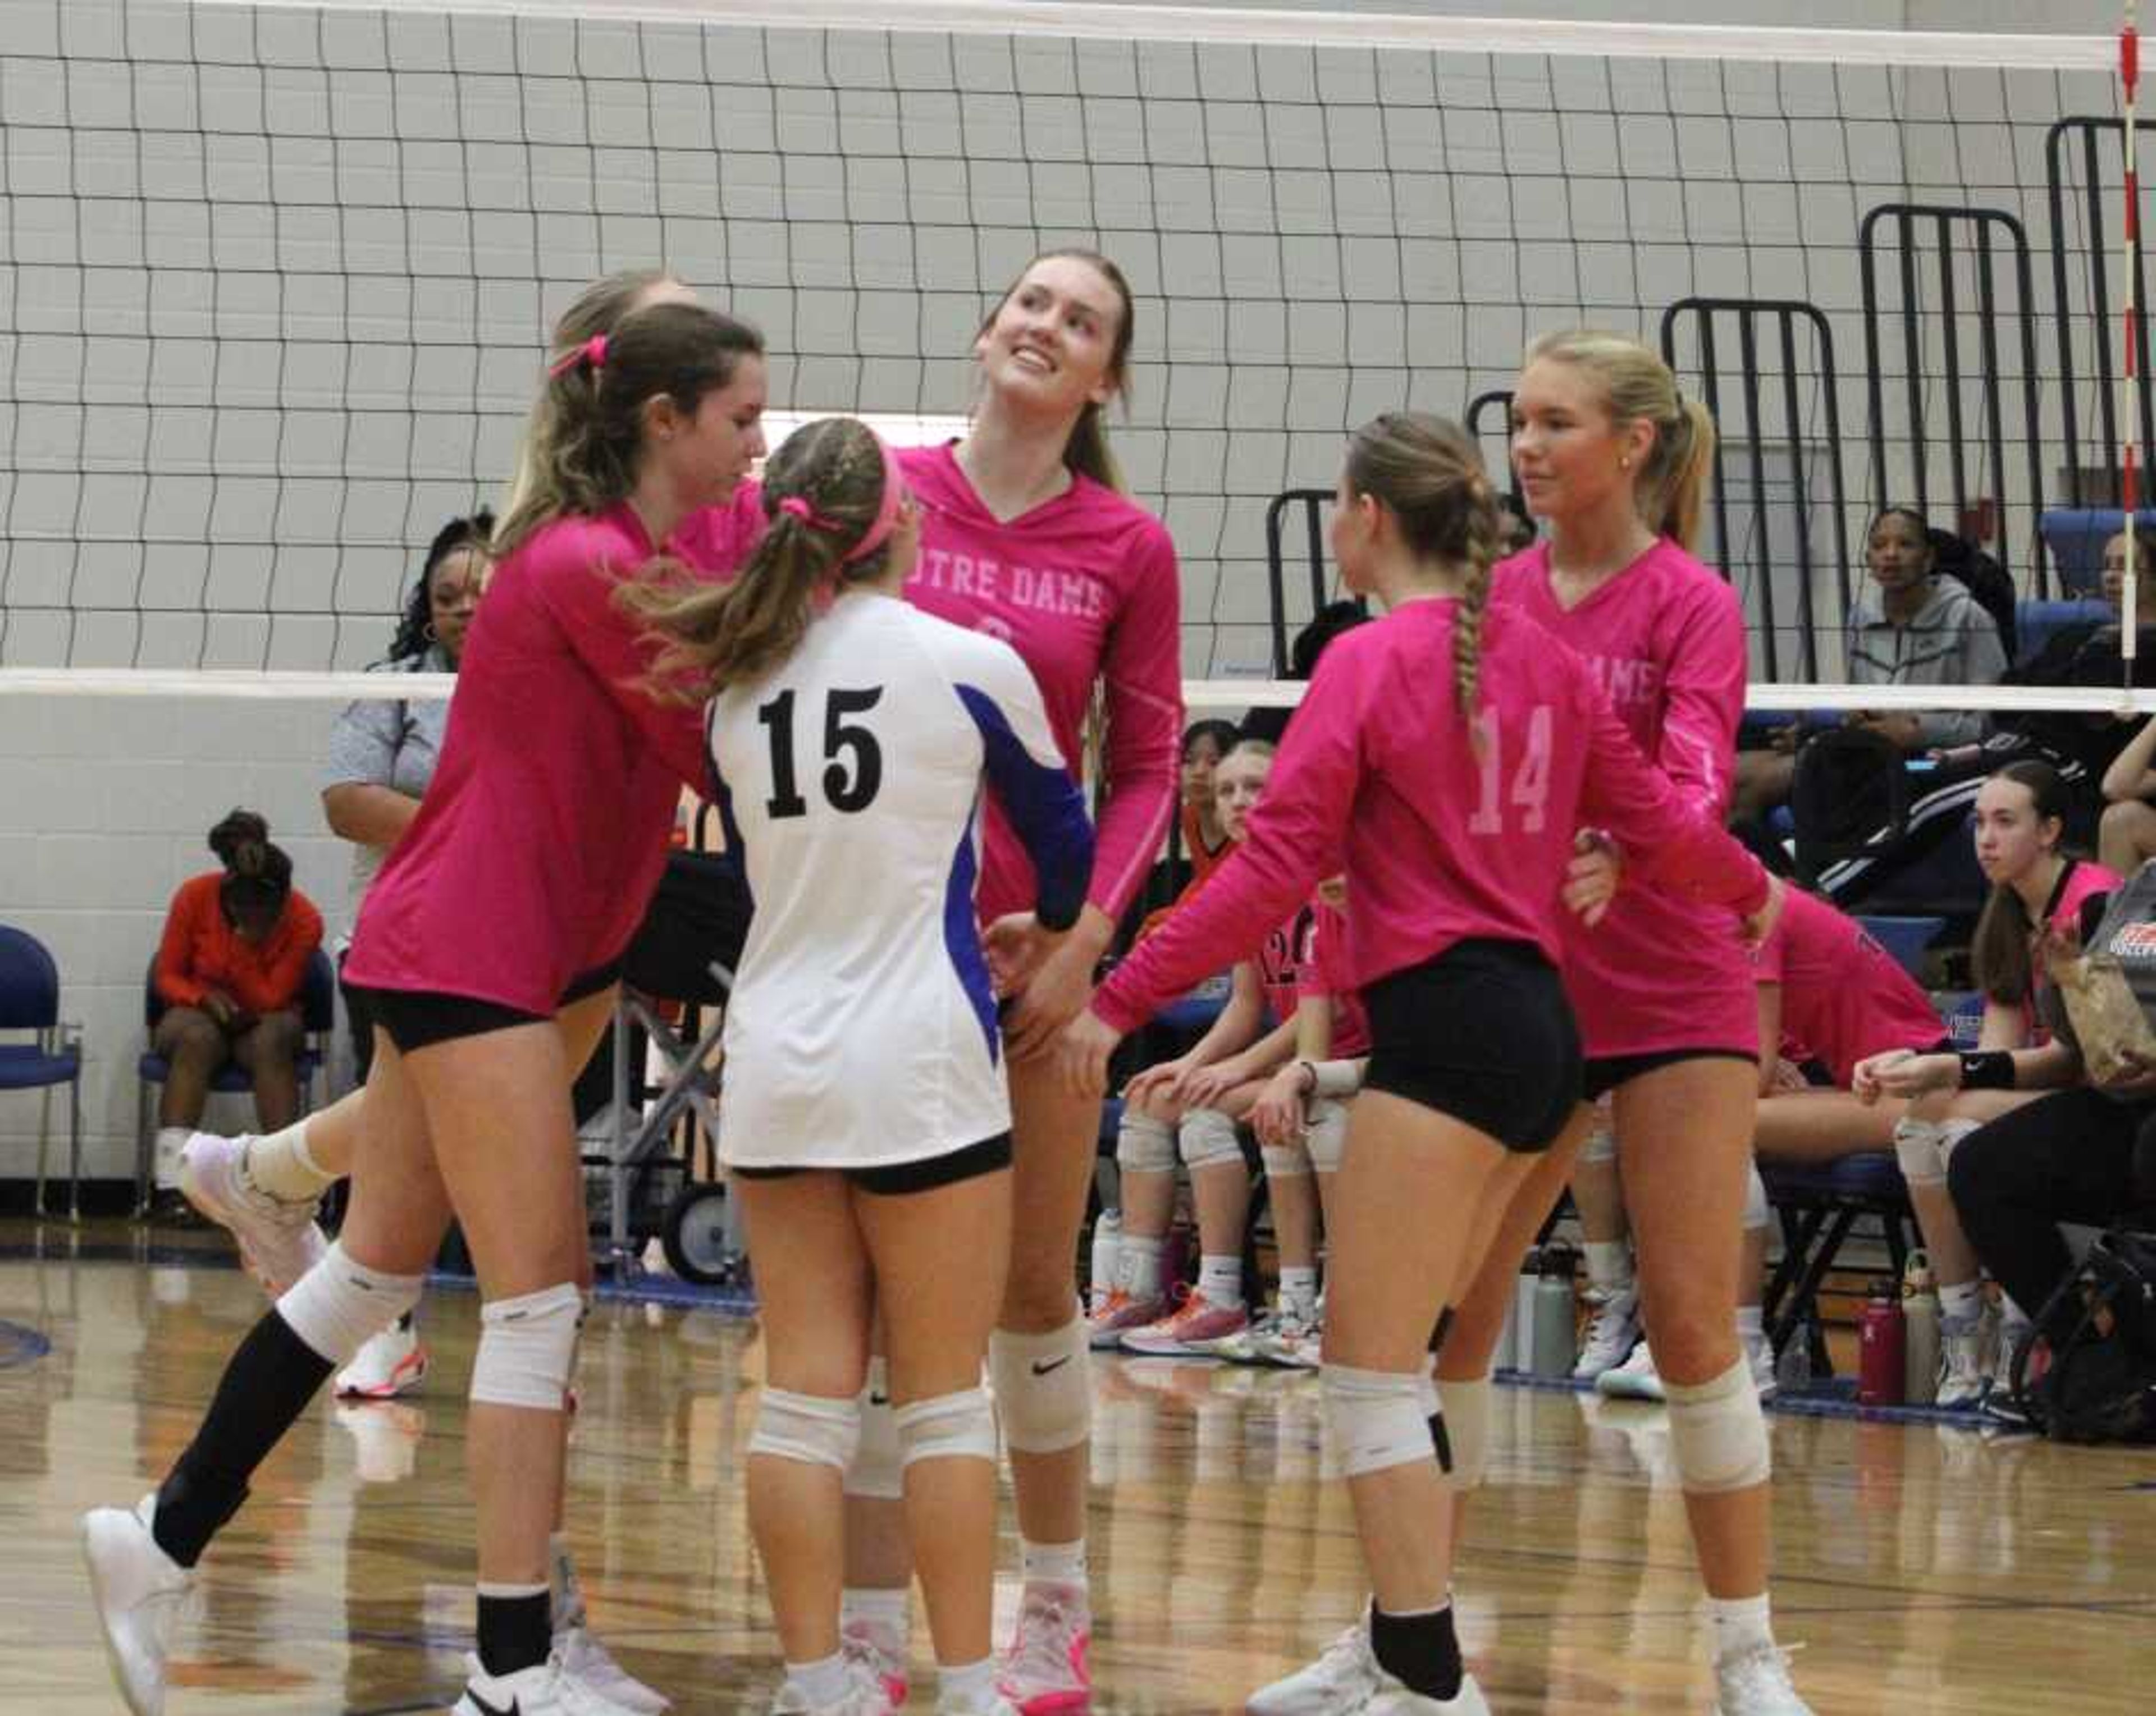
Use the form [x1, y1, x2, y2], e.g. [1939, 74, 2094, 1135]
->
[1857, 1280, 1907, 1407]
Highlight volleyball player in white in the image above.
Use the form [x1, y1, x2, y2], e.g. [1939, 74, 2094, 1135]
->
[635, 415, 1093, 1716]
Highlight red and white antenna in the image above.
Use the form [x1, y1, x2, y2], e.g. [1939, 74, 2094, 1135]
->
[2124, 0, 2141, 666]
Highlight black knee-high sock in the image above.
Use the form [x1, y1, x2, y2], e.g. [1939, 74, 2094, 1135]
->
[153, 1310, 335, 1567]
[477, 1590, 554, 1678]
[1372, 1601, 1464, 1701]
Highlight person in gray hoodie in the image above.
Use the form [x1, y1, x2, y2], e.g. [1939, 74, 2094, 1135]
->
[1843, 504, 2008, 749]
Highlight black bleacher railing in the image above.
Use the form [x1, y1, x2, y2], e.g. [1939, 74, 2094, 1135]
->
[1262, 488, 1338, 679]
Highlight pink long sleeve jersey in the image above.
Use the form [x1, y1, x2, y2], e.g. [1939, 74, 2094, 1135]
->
[1491, 539, 1758, 1058]
[344, 502, 755, 1014]
[1091, 597, 1770, 1036]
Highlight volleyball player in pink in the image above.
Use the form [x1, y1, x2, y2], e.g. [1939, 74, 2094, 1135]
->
[83, 301, 770, 1716]
[810, 249, 1181, 1714]
[1403, 329, 1811, 1714]
[1054, 410, 1778, 1716]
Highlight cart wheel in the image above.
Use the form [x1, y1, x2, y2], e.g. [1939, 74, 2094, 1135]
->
[662, 1181, 741, 1286]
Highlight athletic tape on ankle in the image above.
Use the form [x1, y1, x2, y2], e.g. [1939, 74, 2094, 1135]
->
[1579, 1123, 1618, 1166]
[989, 1316, 1090, 1453]
[1304, 1098, 1349, 1173]
[1114, 1110, 1176, 1175]
[1742, 1163, 1770, 1232]
[1438, 1374, 1492, 1491]
[843, 1357, 904, 1499]
[895, 1386, 998, 1467]
[469, 1281, 586, 1412]
[275, 1241, 424, 1366]
[1665, 1357, 1771, 1493]
[1178, 1106, 1243, 1168]
[1323, 1363, 1441, 1478]
[1892, 1116, 1948, 1187]
[1259, 1141, 1313, 1180]
[751, 1388, 862, 1471]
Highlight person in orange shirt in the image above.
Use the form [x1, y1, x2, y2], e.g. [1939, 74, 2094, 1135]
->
[149, 811, 323, 1218]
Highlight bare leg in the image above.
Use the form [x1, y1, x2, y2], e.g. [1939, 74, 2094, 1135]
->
[230, 1009, 303, 1132]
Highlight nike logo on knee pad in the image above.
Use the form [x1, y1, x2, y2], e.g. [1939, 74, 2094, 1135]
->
[1031, 1356, 1072, 1376]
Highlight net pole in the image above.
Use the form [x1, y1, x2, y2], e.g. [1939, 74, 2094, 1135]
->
[2125, 1, 2142, 671]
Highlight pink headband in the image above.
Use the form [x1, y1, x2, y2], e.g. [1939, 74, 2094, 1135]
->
[776, 434, 908, 565]
[547, 333, 607, 379]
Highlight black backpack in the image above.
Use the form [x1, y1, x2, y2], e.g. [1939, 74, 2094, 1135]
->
[2010, 1229, 2156, 1445]
[1928, 528, 2018, 662]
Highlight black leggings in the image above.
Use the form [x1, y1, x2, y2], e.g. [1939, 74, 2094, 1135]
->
[1946, 1086, 2154, 1325]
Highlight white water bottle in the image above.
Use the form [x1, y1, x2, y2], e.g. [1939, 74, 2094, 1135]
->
[1089, 1210, 1122, 1315]
[1506, 1247, 1542, 1372]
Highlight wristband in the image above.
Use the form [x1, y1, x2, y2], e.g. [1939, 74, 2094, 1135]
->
[1957, 1050, 2015, 1091]
[1294, 1059, 1319, 1096]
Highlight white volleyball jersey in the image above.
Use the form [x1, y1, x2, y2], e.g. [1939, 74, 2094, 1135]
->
[708, 592, 1092, 1171]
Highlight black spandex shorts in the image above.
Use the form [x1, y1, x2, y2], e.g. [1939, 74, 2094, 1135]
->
[1581, 1046, 1756, 1103]
[1362, 940, 1581, 1153]
[356, 960, 626, 1057]
[733, 1132, 1014, 1196]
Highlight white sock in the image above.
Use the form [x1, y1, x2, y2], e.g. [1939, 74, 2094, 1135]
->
[785, 1651, 851, 1706]
[246, 1118, 336, 1202]
[841, 1585, 910, 1641]
[1020, 1537, 1087, 1591]
[1584, 1240, 1634, 1298]
[1940, 1280, 1983, 1327]
[549, 1532, 584, 1631]
[1279, 1266, 1319, 1319]
[1197, 1254, 1243, 1306]
[154, 1126, 191, 1190]
[1735, 1305, 1764, 1343]
[1709, 1593, 1775, 1663]
[938, 1657, 999, 1708]
[1114, 1234, 1163, 1298]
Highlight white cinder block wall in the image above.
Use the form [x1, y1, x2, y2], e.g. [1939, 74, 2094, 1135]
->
[0, 0, 2132, 1181]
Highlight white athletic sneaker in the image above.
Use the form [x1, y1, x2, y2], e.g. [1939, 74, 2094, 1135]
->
[1572, 1288, 1641, 1380]
[1743, 1329, 1778, 1403]
[82, 1494, 192, 1716]
[1245, 1619, 1490, 1715]
[456, 1651, 655, 1715]
[936, 1692, 1025, 1716]
[769, 1662, 892, 1716]
[999, 1582, 1091, 1715]
[841, 1614, 909, 1714]
[1711, 1644, 1814, 1715]
[556, 1622, 672, 1713]
[1935, 1317, 1988, 1410]
[336, 1320, 429, 1399]
[179, 1131, 327, 1296]
[1595, 1339, 1667, 1402]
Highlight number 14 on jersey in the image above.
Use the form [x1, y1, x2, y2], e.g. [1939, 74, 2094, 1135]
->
[1468, 704, 1553, 836]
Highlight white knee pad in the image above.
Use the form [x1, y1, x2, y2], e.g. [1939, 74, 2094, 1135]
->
[1322, 1363, 1443, 1479]
[1179, 1107, 1243, 1169]
[990, 1315, 1090, 1453]
[469, 1281, 587, 1412]
[1259, 1141, 1313, 1180]
[1116, 1110, 1176, 1175]
[1935, 1117, 1981, 1169]
[1742, 1163, 1770, 1233]
[1304, 1097, 1349, 1174]
[843, 1357, 903, 1499]
[1893, 1116, 1948, 1187]
[1437, 1372, 1492, 1491]
[1665, 1358, 1772, 1494]
[275, 1242, 425, 1367]
[750, 1387, 862, 1471]
[896, 1385, 999, 1468]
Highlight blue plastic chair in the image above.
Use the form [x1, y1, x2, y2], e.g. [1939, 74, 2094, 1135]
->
[135, 946, 335, 1214]
[0, 925, 84, 1219]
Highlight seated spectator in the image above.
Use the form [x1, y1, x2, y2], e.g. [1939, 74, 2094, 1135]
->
[1129, 718, 1240, 943]
[1848, 763, 2115, 1406]
[322, 510, 491, 1081]
[1948, 857, 2156, 1429]
[149, 811, 324, 1221]
[1240, 599, 1369, 747]
[1734, 507, 2008, 829]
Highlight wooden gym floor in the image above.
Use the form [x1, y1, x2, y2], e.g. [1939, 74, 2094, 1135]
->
[2, 1220, 2152, 1714]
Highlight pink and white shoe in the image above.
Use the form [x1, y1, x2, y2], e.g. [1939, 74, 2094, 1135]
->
[1086, 1288, 1166, 1349]
[179, 1131, 326, 1296]
[336, 1321, 428, 1399]
[1118, 1291, 1248, 1357]
[841, 1613, 908, 1714]
[999, 1583, 1090, 1716]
